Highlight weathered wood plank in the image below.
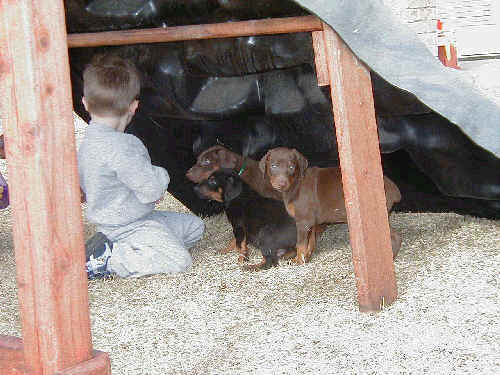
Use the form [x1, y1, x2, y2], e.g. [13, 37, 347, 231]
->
[67, 15, 323, 48]
[0, 0, 102, 373]
[0, 336, 26, 375]
[318, 24, 398, 312]
[55, 351, 112, 375]
[311, 30, 329, 86]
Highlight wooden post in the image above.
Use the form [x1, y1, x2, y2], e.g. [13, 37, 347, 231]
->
[0, 0, 110, 374]
[314, 24, 398, 312]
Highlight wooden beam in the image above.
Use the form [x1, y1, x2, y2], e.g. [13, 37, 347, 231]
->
[0, 337, 111, 375]
[318, 24, 398, 312]
[67, 15, 323, 48]
[0, 336, 26, 375]
[0, 0, 109, 373]
[311, 30, 330, 86]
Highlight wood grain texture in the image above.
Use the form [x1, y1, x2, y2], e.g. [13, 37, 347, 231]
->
[0, 0, 100, 373]
[56, 351, 112, 375]
[0, 336, 27, 375]
[311, 30, 329, 86]
[67, 15, 323, 48]
[318, 23, 398, 312]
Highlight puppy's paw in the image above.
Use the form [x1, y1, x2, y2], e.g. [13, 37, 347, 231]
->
[241, 263, 263, 271]
[237, 254, 249, 263]
[289, 253, 307, 265]
[241, 257, 273, 271]
[279, 249, 296, 260]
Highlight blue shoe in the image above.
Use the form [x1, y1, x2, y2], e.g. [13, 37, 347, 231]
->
[86, 242, 113, 280]
[85, 232, 113, 262]
[0, 172, 8, 210]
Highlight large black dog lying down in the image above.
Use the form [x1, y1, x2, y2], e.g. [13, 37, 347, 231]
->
[194, 169, 301, 270]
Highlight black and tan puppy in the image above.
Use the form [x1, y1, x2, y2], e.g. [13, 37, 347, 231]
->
[194, 169, 298, 270]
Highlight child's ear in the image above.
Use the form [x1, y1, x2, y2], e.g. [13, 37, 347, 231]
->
[129, 100, 139, 114]
[82, 97, 88, 111]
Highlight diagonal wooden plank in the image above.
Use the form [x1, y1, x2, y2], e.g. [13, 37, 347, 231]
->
[317, 24, 398, 312]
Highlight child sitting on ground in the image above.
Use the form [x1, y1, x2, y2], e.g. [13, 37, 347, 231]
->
[79, 54, 204, 279]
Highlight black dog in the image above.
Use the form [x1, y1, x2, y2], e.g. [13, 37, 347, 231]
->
[194, 169, 298, 270]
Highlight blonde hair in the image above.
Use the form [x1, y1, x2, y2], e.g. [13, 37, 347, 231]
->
[83, 54, 140, 117]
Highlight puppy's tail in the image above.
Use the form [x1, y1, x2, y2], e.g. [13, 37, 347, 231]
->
[384, 176, 402, 211]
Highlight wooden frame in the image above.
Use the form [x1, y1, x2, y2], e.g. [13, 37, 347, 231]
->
[0, 0, 110, 374]
[0, 4, 397, 373]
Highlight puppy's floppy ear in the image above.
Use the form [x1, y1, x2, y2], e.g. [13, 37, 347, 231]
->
[198, 145, 225, 161]
[293, 149, 308, 178]
[259, 150, 271, 175]
[223, 174, 243, 202]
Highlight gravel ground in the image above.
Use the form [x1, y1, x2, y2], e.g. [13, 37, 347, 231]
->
[0, 60, 499, 374]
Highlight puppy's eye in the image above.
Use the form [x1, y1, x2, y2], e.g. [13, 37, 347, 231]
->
[201, 158, 211, 166]
[208, 177, 217, 186]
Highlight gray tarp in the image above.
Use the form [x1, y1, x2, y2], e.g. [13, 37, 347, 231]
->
[294, 0, 500, 158]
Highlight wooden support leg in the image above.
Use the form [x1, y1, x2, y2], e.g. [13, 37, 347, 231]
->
[313, 25, 398, 312]
[0, 0, 111, 373]
[0, 336, 26, 375]
[0, 336, 111, 375]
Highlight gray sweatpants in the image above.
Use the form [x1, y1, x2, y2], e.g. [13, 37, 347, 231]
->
[98, 210, 204, 278]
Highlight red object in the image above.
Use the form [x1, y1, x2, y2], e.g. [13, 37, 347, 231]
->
[436, 19, 460, 69]
[438, 44, 460, 69]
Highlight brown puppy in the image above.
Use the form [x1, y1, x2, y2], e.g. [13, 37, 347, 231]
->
[259, 147, 402, 264]
[186, 145, 281, 200]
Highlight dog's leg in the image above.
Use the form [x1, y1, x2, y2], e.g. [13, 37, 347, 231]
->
[304, 229, 317, 262]
[290, 224, 309, 265]
[237, 237, 249, 263]
[390, 225, 402, 259]
[232, 225, 250, 263]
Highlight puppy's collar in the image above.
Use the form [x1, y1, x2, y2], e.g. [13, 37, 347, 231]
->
[238, 158, 247, 176]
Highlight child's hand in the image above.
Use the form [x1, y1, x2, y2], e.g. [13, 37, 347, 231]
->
[80, 188, 86, 203]
[154, 192, 168, 205]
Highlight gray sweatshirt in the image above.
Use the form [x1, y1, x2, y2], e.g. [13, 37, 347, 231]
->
[78, 121, 170, 226]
